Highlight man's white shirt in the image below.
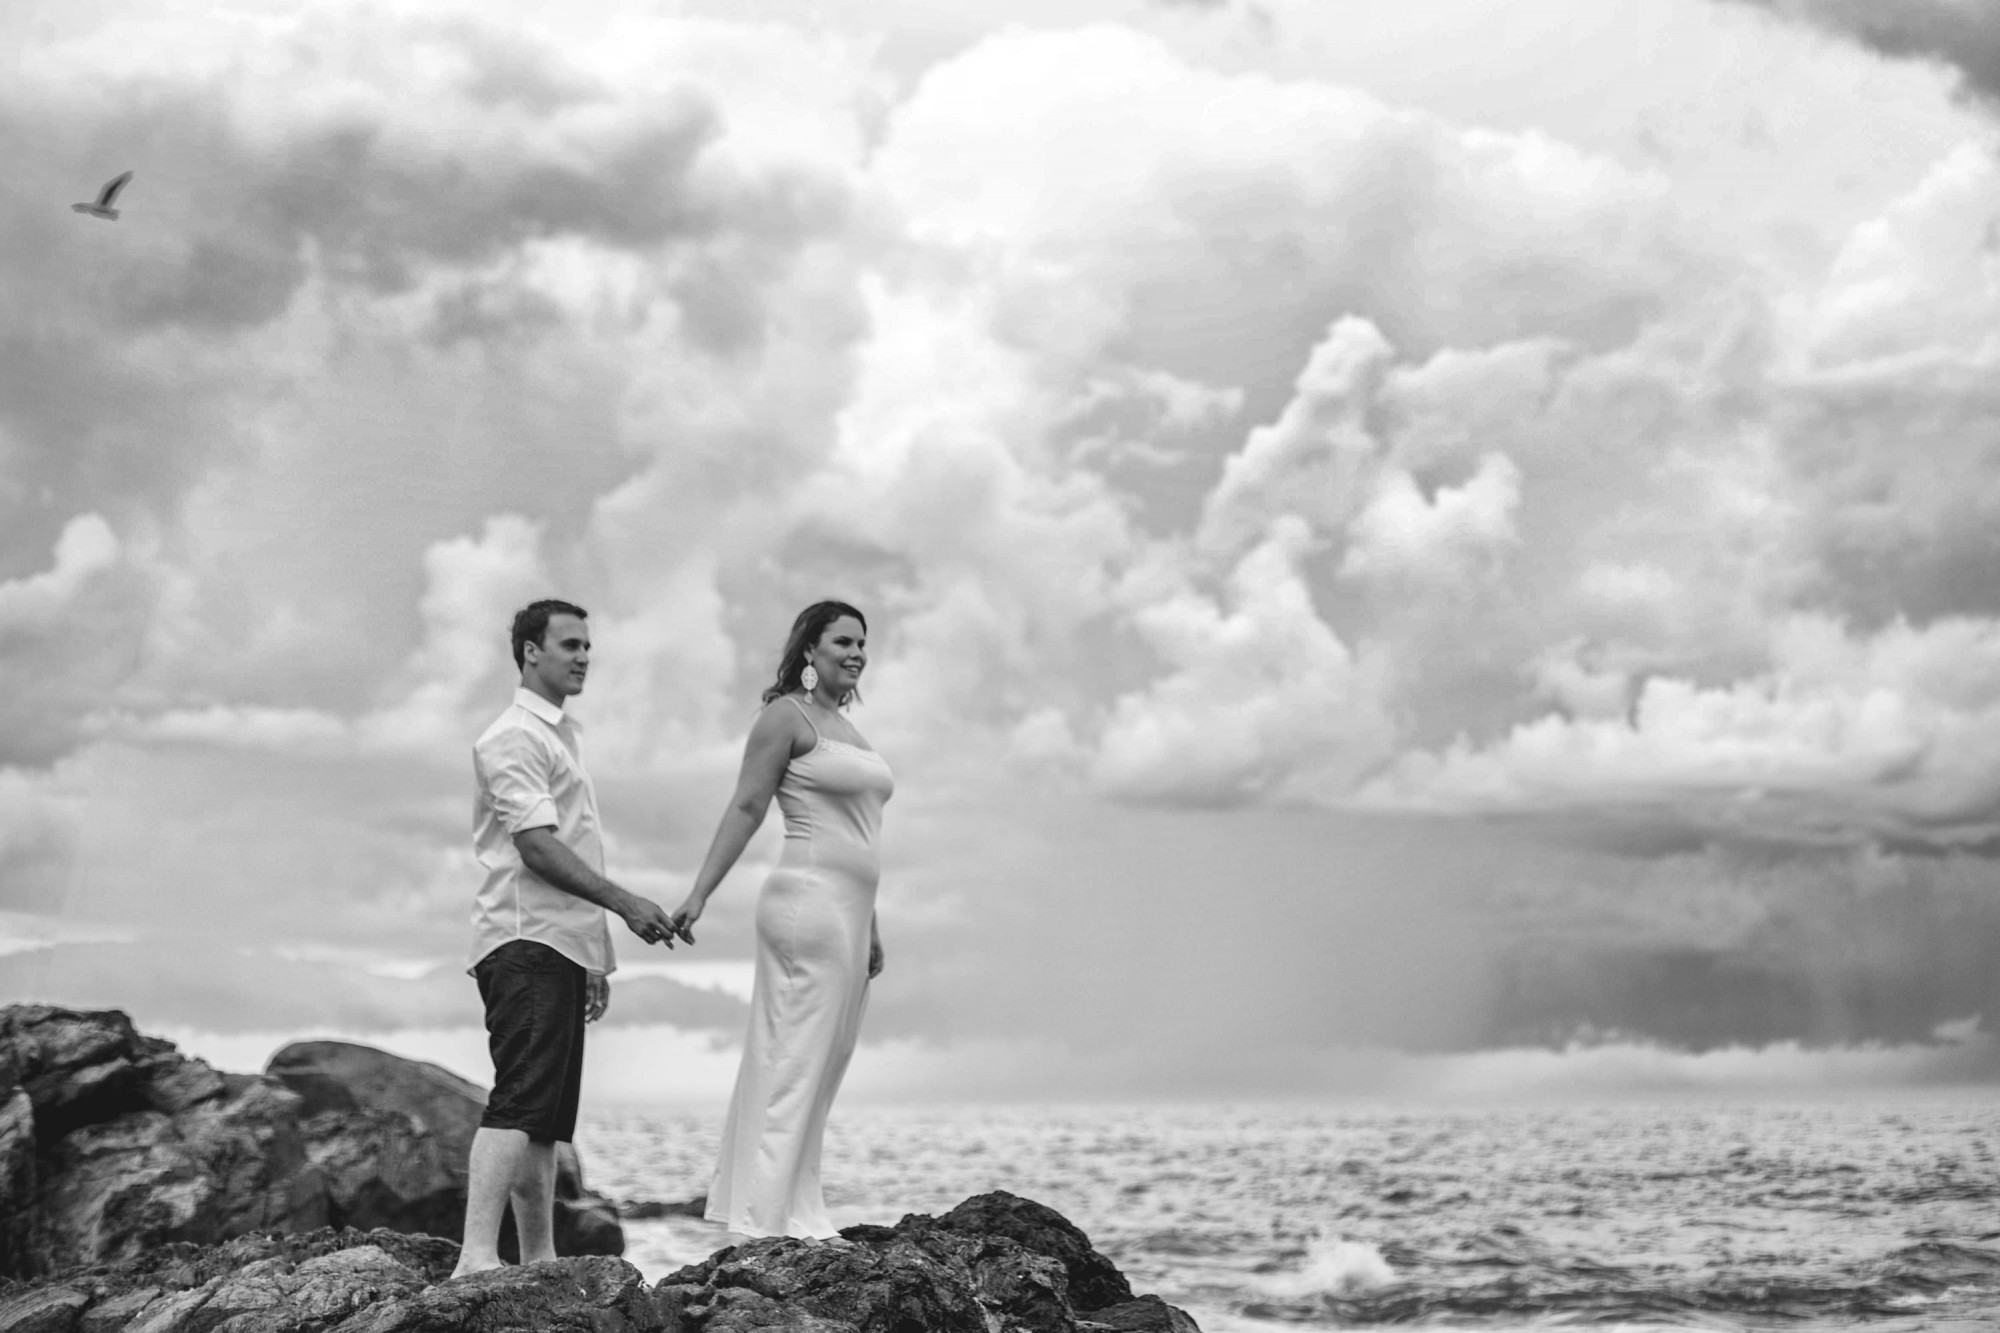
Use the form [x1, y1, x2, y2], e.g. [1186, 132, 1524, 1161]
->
[469, 687, 616, 977]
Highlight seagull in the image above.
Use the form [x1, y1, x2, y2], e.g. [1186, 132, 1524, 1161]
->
[71, 170, 134, 221]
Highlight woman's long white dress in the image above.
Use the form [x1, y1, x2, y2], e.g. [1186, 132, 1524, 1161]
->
[705, 697, 894, 1238]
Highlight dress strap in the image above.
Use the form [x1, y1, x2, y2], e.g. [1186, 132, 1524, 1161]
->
[786, 694, 822, 746]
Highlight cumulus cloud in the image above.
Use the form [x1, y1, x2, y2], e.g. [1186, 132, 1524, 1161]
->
[1092, 519, 1395, 805]
[0, 514, 119, 624]
[1338, 451, 1522, 587]
[1361, 613, 2000, 847]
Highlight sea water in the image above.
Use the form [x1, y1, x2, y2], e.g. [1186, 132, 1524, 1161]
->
[575, 1097, 2000, 1331]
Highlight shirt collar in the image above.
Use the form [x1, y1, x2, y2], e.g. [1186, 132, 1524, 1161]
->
[513, 686, 577, 729]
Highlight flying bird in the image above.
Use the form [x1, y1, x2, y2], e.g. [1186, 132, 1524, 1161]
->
[71, 171, 134, 221]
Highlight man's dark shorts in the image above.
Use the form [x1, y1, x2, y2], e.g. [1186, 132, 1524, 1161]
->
[474, 940, 586, 1143]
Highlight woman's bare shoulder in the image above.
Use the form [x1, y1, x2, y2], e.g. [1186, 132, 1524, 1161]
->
[750, 694, 814, 752]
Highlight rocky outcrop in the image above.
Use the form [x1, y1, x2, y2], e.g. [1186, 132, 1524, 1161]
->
[0, 1007, 621, 1281]
[656, 1190, 1196, 1333]
[0, 1191, 1202, 1332]
[0, 1006, 326, 1280]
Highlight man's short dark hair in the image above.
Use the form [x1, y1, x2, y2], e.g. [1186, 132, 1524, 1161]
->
[512, 599, 589, 671]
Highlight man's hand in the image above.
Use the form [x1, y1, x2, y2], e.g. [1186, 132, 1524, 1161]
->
[586, 973, 609, 1023]
[619, 892, 678, 947]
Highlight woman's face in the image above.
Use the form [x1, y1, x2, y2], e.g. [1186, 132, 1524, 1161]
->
[808, 615, 867, 695]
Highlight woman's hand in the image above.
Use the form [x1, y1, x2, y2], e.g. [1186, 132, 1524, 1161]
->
[668, 897, 704, 945]
[867, 933, 884, 980]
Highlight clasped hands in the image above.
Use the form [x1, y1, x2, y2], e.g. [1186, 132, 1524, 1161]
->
[618, 891, 699, 949]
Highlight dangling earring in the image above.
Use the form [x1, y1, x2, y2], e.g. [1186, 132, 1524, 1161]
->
[800, 663, 819, 693]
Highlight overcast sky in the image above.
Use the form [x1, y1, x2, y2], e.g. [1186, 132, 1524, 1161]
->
[5, 0, 2000, 1104]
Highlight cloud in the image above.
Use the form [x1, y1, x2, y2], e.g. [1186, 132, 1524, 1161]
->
[1337, 451, 1522, 587]
[0, 513, 119, 623]
[0, 778, 84, 915]
[11, 0, 2000, 1086]
[1360, 613, 2000, 847]
[1090, 518, 1396, 805]
[1717, 0, 2000, 107]
[0, 514, 156, 766]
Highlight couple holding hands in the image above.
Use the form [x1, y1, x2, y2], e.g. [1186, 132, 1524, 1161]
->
[451, 598, 892, 1277]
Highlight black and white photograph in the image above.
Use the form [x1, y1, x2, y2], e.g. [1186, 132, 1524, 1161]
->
[5, 0, 2000, 1328]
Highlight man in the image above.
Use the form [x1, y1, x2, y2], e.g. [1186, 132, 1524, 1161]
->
[450, 598, 683, 1278]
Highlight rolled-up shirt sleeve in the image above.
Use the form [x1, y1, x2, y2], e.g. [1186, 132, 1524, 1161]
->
[475, 728, 559, 834]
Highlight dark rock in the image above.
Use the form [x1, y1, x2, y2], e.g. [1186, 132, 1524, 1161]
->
[618, 1196, 706, 1220]
[684, 1286, 855, 1333]
[266, 1041, 481, 1243]
[656, 1191, 1196, 1333]
[264, 1044, 485, 1134]
[0, 1284, 88, 1333]
[657, 1233, 992, 1333]
[542, 1144, 625, 1260]
[0, 1229, 454, 1333]
[0, 1007, 623, 1281]
[4, 1010, 146, 1141]
[75, 1288, 158, 1333]
[0, 1007, 324, 1280]
[1078, 1295, 1203, 1333]
[0, 1194, 1201, 1333]
[339, 1254, 658, 1333]
[926, 1190, 1135, 1312]
[0, 1091, 39, 1278]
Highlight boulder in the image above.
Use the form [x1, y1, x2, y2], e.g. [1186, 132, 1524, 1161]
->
[929, 1190, 1135, 1311]
[0, 1007, 325, 1280]
[655, 1190, 1193, 1333]
[263, 1041, 624, 1260]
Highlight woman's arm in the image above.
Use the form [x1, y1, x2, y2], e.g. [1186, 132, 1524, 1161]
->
[669, 703, 801, 941]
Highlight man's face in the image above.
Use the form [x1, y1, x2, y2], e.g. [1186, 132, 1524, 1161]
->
[525, 613, 590, 699]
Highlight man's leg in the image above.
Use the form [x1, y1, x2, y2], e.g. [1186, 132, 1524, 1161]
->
[453, 1127, 532, 1277]
[511, 956, 588, 1265]
[509, 1139, 560, 1264]
[455, 942, 578, 1277]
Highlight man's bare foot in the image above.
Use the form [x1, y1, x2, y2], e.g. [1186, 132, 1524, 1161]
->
[448, 1256, 506, 1280]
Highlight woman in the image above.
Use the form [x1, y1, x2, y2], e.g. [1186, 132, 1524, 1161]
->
[669, 600, 893, 1239]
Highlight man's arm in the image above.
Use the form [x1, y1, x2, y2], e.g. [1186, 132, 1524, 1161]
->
[514, 827, 676, 945]
[479, 726, 676, 947]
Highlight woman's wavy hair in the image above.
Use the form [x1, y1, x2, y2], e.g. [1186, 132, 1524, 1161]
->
[762, 600, 868, 706]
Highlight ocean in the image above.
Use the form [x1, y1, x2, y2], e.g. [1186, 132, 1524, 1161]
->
[575, 1096, 2000, 1332]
